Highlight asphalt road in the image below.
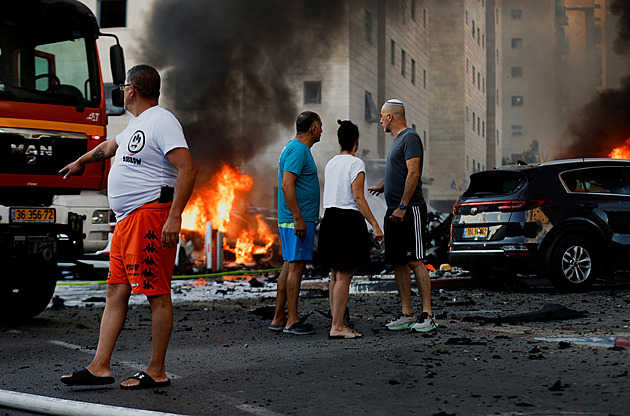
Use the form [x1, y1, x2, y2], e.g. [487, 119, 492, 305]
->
[1, 274, 630, 416]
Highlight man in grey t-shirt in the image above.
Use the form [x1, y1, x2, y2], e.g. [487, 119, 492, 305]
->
[368, 99, 437, 333]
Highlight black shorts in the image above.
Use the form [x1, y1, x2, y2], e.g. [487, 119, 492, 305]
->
[318, 207, 371, 270]
[384, 204, 427, 265]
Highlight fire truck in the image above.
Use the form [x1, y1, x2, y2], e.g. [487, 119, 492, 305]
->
[0, 0, 125, 319]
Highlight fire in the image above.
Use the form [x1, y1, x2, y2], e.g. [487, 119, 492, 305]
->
[181, 164, 278, 266]
[609, 138, 630, 159]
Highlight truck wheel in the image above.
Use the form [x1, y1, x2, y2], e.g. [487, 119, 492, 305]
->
[0, 263, 59, 322]
[549, 236, 599, 291]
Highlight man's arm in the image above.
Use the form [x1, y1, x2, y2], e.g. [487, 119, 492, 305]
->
[390, 157, 421, 222]
[281, 171, 306, 237]
[162, 148, 198, 249]
[368, 180, 384, 196]
[59, 138, 118, 179]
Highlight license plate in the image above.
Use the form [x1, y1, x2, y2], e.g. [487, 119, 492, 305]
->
[10, 208, 56, 223]
[464, 226, 488, 238]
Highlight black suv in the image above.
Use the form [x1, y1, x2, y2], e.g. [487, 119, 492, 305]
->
[448, 158, 630, 290]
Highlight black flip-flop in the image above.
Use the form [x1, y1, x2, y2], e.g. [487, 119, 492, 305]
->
[60, 368, 115, 386]
[120, 371, 171, 390]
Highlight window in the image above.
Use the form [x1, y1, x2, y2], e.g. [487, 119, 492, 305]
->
[511, 9, 522, 19]
[511, 38, 523, 49]
[472, 20, 476, 38]
[304, 81, 321, 104]
[411, 0, 417, 21]
[466, 58, 469, 73]
[391, 40, 396, 65]
[511, 124, 523, 136]
[365, 10, 373, 44]
[473, 112, 476, 130]
[561, 167, 630, 195]
[401, 49, 406, 77]
[98, 0, 127, 28]
[511, 96, 524, 106]
[472, 66, 476, 84]
[423, 8, 427, 28]
[511, 66, 523, 77]
[364, 90, 379, 122]
[411, 59, 416, 84]
[423, 69, 427, 88]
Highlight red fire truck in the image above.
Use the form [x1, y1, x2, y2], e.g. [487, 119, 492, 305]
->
[0, 0, 125, 319]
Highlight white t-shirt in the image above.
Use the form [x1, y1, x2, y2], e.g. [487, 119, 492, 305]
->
[108, 105, 188, 220]
[323, 154, 366, 211]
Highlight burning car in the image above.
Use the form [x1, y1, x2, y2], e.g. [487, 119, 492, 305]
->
[449, 158, 630, 291]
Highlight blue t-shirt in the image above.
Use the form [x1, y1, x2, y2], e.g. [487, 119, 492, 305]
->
[384, 128, 425, 209]
[277, 139, 320, 222]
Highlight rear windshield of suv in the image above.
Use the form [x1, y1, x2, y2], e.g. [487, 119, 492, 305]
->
[561, 167, 630, 195]
[462, 171, 528, 198]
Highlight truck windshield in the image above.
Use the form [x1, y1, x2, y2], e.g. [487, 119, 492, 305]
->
[0, 17, 100, 107]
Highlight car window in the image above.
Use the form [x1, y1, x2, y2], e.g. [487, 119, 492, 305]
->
[561, 167, 630, 195]
[462, 171, 527, 197]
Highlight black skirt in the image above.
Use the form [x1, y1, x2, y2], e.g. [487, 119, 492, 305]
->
[318, 207, 371, 271]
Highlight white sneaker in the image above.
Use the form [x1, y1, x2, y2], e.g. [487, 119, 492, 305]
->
[386, 314, 417, 330]
[410, 312, 438, 333]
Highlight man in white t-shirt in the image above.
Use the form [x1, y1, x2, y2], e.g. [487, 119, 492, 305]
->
[60, 65, 197, 390]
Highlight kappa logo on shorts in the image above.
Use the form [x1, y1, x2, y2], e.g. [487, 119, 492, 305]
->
[142, 268, 156, 278]
[144, 230, 159, 240]
[143, 280, 154, 290]
[143, 243, 158, 254]
[142, 256, 157, 266]
[127, 130, 145, 155]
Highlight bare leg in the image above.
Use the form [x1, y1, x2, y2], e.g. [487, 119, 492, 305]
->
[285, 260, 305, 328]
[62, 284, 130, 379]
[409, 260, 432, 315]
[271, 261, 289, 326]
[329, 268, 359, 336]
[394, 264, 413, 315]
[328, 269, 337, 322]
[121, 294, 172, 387]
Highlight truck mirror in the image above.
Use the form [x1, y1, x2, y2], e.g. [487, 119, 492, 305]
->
[110, 44, 126, 85]
[111, 88, 124, 111]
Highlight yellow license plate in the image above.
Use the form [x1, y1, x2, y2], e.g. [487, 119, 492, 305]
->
[464, 226, 488, 238]
[10, 208, 56, 223]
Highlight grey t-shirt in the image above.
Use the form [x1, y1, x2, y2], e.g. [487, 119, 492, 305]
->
[384, 128, 425, 209]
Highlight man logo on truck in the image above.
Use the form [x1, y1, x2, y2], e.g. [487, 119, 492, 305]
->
[128, 130, 145, 154]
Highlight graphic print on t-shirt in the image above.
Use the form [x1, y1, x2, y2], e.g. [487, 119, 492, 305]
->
[128, 130, 145, 154]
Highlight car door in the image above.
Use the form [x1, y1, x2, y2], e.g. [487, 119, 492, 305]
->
[565, 166, 630, 266]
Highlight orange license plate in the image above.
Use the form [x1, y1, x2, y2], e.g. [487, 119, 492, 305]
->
[10, 208, 56, 223]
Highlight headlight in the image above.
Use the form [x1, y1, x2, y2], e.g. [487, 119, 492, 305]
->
[92, 210, 110, 224]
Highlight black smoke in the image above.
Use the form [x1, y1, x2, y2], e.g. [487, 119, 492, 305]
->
[557, 0, 630, 158]
[138, 0, 344, 181]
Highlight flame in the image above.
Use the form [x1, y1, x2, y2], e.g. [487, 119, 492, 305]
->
[609, 138, 630, 159]
[181, 164, 278, 266]
[182, 164, 253, 233]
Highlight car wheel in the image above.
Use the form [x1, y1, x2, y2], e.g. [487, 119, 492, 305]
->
[549, 236, 599, 291]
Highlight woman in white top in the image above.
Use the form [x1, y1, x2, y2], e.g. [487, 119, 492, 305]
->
[318, 120, 384, 339]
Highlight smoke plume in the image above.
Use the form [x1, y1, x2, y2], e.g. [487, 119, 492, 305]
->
[556, 0, 630, 158]
[138, 0, 344, 181]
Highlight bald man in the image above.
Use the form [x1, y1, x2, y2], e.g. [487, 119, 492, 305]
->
[368, 99, 437, 333]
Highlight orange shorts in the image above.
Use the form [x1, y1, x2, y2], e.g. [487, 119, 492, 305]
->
[108, 202, 177, 296]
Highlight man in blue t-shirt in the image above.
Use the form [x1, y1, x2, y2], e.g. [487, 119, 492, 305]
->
[368, 99, 437, 334]
[269, 111, 322, 335]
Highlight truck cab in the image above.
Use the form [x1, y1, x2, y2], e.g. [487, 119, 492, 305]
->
[0, 0, 125, 320]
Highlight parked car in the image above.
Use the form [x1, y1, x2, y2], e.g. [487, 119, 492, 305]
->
[448, 158, 630, 290]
